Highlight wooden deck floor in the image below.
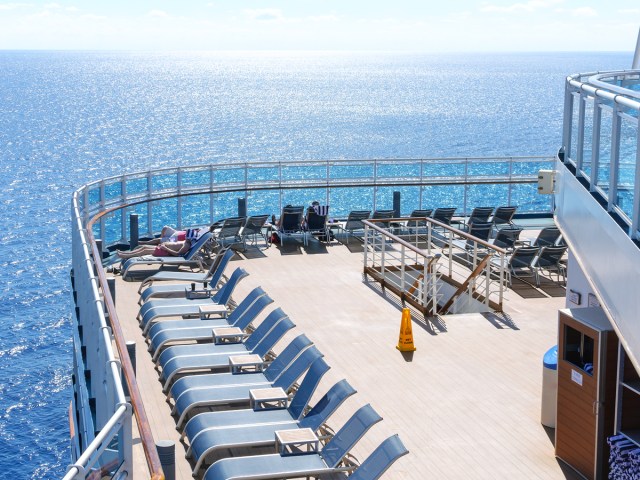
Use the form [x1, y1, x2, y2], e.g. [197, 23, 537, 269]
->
[113, 232, 579, 480]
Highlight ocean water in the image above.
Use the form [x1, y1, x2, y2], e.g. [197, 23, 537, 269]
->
[0, 50, 631, 478]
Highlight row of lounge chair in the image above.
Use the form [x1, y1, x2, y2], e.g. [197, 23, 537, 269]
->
[132, 251, 408, 479]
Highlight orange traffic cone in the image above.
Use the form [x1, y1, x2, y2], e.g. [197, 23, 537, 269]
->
[396, 308, 416, 352]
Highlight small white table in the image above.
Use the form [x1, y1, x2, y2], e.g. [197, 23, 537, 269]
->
[274, 428, 319, 456]
[228, 354, 265, 374]
[249, 387, 287, 410]
[198, 304, 228, 319]
[184, 286, 212, 299]
[212, 326, 248, 344]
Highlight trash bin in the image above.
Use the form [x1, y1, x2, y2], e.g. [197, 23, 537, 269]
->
[541, 345, 558, 428]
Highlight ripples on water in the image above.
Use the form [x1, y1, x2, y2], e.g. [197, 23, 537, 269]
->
[0, 50, 631, 478]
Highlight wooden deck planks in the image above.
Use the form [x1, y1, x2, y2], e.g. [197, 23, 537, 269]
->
[112, 234, 576, 479]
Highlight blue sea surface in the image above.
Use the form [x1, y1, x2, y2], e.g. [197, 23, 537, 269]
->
[0, 50, 631, 478]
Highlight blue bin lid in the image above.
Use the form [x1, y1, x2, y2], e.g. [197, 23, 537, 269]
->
[543, 345, 558, 370]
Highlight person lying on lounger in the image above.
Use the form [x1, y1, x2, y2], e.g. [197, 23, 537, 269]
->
[138, 225, 186, 245]
[116, 240, 190, 259]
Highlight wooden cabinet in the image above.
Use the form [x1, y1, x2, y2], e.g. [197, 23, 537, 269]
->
[555, 308, 618, 480]
[618, 351, 640, 444]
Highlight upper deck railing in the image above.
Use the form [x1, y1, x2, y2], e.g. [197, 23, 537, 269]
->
[69, 157, 553, 479]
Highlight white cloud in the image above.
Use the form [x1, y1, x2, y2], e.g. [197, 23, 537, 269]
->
[244, 8, 284, 22]
[480, 0, 562, 14]
[618, 9, 640, 14]
[147, 9, 169, 18]
[570, 7, 597, 17]
[0, 3, 32, 10]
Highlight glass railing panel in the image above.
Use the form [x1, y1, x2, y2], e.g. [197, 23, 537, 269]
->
[214, 191, 243, 220]
[422, 160, 466, 180]
[466, 184, 509, 211]
[329, 187, 375, 218]
[247, 165, 280, 183]
[374, 186, 420, 215]
[180, 168, 211, 189]
[421, 185, 465, 210]
[281, 164, 326, 182]
[214, 167, 245, 185]
[329, 162, 375, 181]
[125, 177, 148, 197]
[617, 116, 638, 219]
[104, 181, 123, 202]
[581, 98, 595, 177]
[150, 198, 178, 232]
[571, 92, 581, 162]
[181, 194, 212, 228]
[281, 188, 322, 209]
[103, 210, 123, 245]
[467, 160, 510, 177]
[511, 183, 550, 213]
[248, 190, 279, 217]
[597, 106, 613, 194]
[375, 161, 421, 180]
[151, 172, 178, 191]
[88, 186, 101, 208]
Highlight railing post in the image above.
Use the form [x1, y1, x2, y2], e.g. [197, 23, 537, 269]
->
[129, 214, 139, 249]
[400, 244, 406, 292]
[608, 103, 621, 211]
[591, 98, 602, 191]
[363, 224, 369, 269]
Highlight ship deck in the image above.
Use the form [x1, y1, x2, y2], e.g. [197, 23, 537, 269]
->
[113, 226, 580, 480]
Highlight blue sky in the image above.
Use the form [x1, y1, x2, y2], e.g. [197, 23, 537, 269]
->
[0, 1, 638, 51]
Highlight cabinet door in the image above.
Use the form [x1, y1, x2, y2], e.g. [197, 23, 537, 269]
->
[556, 316, 600, 479]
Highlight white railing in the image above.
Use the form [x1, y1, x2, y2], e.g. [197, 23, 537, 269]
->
[68, 156, 551, 479]
[362, 218, 509, 315]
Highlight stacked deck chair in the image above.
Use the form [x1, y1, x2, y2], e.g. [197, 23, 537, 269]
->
[158, 308, 294, 392]
[138, 267, 248, 335]
[212, 216, 246, 249]
[147, 287, 273, 362]
[187, 374, 356, 475]
[491, 206, 517, 233]
[239, 215, 270, 250]
[170, 337, 323, 429]
[530, 226, 562, 248]
[532, 245, 567, 286]
[138, 247, 235, 303]
[491, 246, 539, 286]
[341, 210, 371, 240]
[121, 230, 213, 280]
[203, 404, 383, 480]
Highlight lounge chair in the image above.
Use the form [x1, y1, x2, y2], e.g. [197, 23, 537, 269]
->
[340, 435, 409, 480]
[453, 222, 492, 252]
[239, 215, 270, 250]
[172, 334, 314, 406]
[147, 287, 273, 361]
[187, 370, 354, 475]
[158, 308, 294, 391]
[492, 246, 539, 285]
[138, 267, 248, 335]
[491, 206, 517, 232]
[278, 206, 305, 245]
[212, 216, 246, 248]
[532, 245, 567, 286]
[121, 231, 214, 280]
[405, 209, 433, 233]
[172, 343, 325, 432]
[341, 210, 371, 239]
[490, 226, 523, 250]
[137, 247, 235, 302]
[432, 207, 456, 226]
[203, 404, 383, 480]
[304, 206, 329, 245]
[530, 226, 562, 248]
[371, 209, 395, 229]
[453, 206, 494, 230]
[182, 378, 355, 450]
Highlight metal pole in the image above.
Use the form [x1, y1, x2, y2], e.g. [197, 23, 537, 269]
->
[129, 214, 139, 249]
[393, 191, 401, 217]
[156, 440, 175, 480]
[238, 198, 247, 217]
[633, 27, 640, 69]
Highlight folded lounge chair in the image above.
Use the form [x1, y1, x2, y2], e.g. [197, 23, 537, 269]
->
[158, 309, 294, 392]
[121, 231, 213, 280]
[213, 216, 246, 248]
[173, 343, 324, 431]
[492, 246, 539, 285]
[138, 267, 248, 335]
[203, 404, 383, 480]
[239, 215, 270, 250]
[532, 245, 567, 286]
[147, 287, 273, 361]
[341, 210, 371, 239]
[137, 247, 235, 297]
[187, 369, 355, 475]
